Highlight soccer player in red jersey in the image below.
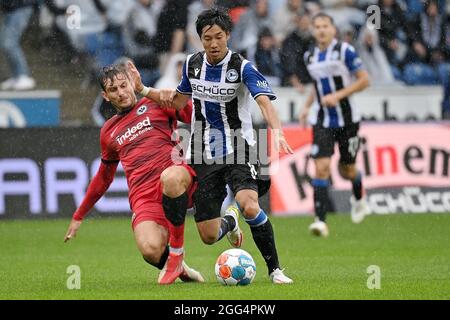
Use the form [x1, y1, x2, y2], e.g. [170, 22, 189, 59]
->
[63, 63, 204, 285]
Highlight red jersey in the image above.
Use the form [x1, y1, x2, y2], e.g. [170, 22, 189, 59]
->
[99, 98, 191, 211]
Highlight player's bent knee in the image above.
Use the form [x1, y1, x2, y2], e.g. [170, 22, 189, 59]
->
[236, 191, 259, 218]
[160, 167, 190, 197]
[140, 242, 163, 263]
[338, 164, 355, 180]
[240, 201, 260, 218]
[160, 170, 182, 188]
[315, 167, 331, 179]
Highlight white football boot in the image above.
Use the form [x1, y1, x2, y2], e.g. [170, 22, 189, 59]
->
[223, 206, 243, 248]
[179, 261, 205, 283]
[350, 196, 370, 224]
[308, 218, 329, 237]
[270, 268, 294, 284]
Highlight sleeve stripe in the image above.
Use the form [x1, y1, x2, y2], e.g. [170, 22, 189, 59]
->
[253, 92, 277, 100]
[241, 59, 250, 78]
[101, 158, 119, 164]
[176, 89, 192, 95]
[340, 42, 347, 62]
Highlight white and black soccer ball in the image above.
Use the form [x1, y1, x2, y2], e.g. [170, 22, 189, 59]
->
[215, 249, 256, 286]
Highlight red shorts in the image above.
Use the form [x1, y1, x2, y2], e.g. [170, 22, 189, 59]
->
[131, 164, 197, 230]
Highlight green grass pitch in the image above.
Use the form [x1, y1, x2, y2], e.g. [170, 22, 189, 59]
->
[0, 213, 449, 300]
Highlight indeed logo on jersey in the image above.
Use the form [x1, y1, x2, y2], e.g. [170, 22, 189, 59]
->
[191, 80, 238, 102]
[116, 116, 152, 145]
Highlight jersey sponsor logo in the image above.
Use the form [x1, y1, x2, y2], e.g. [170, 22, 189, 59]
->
[110, 126, 118, 137]
[226, 69, 239, 82]
[116, 116, 152, 145]
[136, 105, 147, 115]
[256, 80, 269, 89]
[191, 83, 236, 101]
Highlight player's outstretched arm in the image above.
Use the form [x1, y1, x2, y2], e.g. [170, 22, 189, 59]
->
[127, 61, 189, 110]
[64, 219, 82, 242]
[256, 95, 293, 154]
[63, 161, 118, 242]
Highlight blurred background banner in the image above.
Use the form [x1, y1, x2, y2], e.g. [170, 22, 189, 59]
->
[270, 123, 450, 216]
[0, 91, 60, 127]
[0, 128, 129, 219]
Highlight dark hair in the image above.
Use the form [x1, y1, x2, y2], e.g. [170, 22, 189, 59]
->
[424, 0, 438, 11]
[195, 8, 233, 37]
[258, 27, 273, 40]
[97, 64, 128, 91]
[311, 12, 335, 25]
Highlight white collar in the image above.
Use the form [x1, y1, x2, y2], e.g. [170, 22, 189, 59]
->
[203, 49, 232, 66]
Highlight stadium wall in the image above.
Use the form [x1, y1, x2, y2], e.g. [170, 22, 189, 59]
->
[0, 91, 61, 127]
[0, 128, 129, 219]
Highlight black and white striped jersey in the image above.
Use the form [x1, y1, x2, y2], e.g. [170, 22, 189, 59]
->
[177, 50, 276, 160]
[304, 39, 364, 128]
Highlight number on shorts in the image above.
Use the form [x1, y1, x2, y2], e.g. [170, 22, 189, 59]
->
[348, 136, 360, 159]
[248, 163, 258, 180]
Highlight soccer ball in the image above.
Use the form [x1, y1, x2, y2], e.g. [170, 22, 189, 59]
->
[215, 249, 256, 286]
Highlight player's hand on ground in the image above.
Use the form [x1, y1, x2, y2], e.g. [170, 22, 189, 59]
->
[299, 108, 309, 127]
[64, 219, 82, 242]
[159, 89, 176, 108]
[127, 61, 144, 93]
[321, 93, 339, 107]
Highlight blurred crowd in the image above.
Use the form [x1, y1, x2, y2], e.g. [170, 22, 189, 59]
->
[1, 0, 450, 118]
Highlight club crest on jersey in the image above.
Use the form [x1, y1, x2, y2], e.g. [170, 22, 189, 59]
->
[137, 105, 147, 115]
[226, 69, 239, 82]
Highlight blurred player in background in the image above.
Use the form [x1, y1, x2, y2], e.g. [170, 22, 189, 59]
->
[128, 8, 294, 284]
[299, 12, 370, 237]
[63, 63, 204, 285]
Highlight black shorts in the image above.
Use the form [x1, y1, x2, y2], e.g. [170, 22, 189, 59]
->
[311, 123, 360, 164]
[189, 150, 270, 223]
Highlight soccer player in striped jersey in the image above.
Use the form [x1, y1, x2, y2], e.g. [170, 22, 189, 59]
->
[128, 8, 294, 284]
[299, 12, 371, 237]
